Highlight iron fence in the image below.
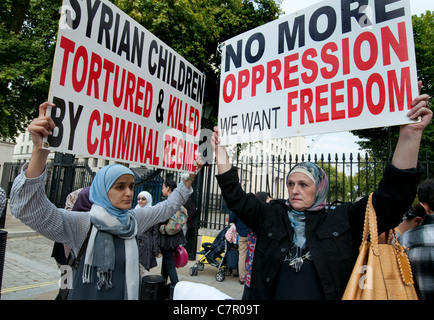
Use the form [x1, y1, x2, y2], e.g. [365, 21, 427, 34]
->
[198, 151, 433, 230]
[1, 151, 433, 231]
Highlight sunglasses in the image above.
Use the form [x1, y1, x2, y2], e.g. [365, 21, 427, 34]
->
[137, 197, 147, 201]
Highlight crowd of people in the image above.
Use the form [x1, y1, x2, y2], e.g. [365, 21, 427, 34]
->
[5, 80, 434, 300]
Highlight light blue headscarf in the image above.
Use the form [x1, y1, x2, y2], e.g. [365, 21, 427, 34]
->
[89, 164, 135, 225]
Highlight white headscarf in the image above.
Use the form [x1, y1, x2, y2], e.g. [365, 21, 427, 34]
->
[135, 191, 153, 208]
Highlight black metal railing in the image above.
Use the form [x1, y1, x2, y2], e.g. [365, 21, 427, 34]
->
[197, 151, 433, 230]
[1, 151, 433, 231]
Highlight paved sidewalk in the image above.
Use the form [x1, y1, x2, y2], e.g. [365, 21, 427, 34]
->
[1, 208, 245, 300]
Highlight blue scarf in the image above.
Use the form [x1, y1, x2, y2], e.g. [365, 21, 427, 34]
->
[287, 209, 307, 250]
[89, 164, 134, 225]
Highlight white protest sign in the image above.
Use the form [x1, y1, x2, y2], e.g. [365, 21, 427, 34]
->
[44, 0, 205, 172]
[218, 0, 418, 145]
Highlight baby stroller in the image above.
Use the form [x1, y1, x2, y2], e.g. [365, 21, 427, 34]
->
[189, 226, 238, 282]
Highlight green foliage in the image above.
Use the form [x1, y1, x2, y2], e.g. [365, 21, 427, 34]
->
[349, 154, 386, 197]
[315, 154, 390, 204]
[0, 0, 60, 141]
[318, 162, 352, 203]
[413, 11, 434, 96]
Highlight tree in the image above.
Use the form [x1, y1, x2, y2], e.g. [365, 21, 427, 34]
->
[0, 0, 59, 141]
[318, 162, 352, 203]
[0, 0, 281, 141]
[352, 11, 434, 158]
[349, 154, 386, 198]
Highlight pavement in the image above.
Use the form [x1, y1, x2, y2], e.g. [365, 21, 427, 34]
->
[0, 206, 245, 300]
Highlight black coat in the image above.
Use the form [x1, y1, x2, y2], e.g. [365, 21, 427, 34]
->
[216, 162, 423, 299]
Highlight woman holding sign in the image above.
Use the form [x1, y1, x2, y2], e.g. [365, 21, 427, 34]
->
[9, 101, 203, 300]
[211, 81, 432, 300]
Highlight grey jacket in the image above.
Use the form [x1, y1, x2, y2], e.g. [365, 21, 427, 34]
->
[10, 163, 192, 256]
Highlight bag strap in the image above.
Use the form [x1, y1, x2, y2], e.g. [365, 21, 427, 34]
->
[360, 192, 378, 254]
[360, 195, 370, 247]
[366, 193, 380, 255]
[363, 193, 415, 285]
[392, 229, 415, 285]
[68, 225, 92, 269]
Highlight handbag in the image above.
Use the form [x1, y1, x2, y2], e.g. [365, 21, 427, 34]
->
[173, 245, 188, 268]
[342, 193, 418, 300]
[160, 206, 188, 235]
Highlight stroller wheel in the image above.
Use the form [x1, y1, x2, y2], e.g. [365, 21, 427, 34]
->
[189, 266, 198, 276]
[197, 262, 205, 271]
[216, 271, 225, 282]
[225, 268, 232, 276]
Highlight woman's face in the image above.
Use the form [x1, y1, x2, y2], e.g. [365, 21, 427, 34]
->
[287, 172, 316, 211]
[107, 174, 135, 210]
[137, 195, 147, 207]
[161, 183, 171, 197]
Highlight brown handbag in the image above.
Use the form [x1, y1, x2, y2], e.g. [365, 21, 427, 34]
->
[342, 193, 418, 300]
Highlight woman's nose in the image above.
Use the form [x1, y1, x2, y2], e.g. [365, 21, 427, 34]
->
[292, 184, 300, 194]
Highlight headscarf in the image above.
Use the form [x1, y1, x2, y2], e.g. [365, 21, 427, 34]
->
[89, 164, 134, 225]
[287, 161, 329, 212]
[72, 186, 92, 212]
[135, 191, 153, 208]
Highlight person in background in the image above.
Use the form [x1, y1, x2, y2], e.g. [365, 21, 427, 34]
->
[136, 191, 152, 209]
[135, 191, 160, 273]
[183, 195, 197, 260]
[395, 204, 426, 239]
[0, 187, 6, 220]
[159, 180, 186, 284]
[379, 203, 426, 244]
[229, 210, 248, 285]
[399, 178, 434, 300]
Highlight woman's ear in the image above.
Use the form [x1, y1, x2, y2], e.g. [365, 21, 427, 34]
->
[419, 202, 432, 215]
[413, 216, 423, 227]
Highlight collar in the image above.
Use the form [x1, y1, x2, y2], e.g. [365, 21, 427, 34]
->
[421, 214, 434, 226]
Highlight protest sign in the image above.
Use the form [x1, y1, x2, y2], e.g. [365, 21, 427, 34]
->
[218, 0, 418, 146]
[44, 0, 205, 172]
